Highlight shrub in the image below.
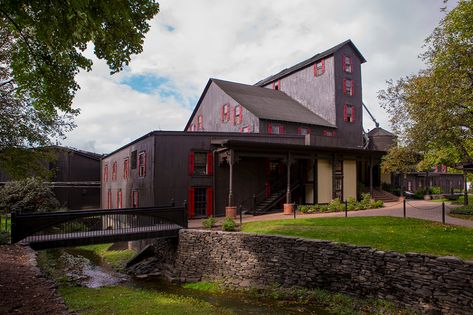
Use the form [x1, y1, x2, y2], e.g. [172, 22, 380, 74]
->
[222, 217, 236, 231]
[429, 186, 442, 195]
[298, 205, 311, 214]
[0, 177, 59, 213]
[450, 205, 473, 215]
[347, 197, 357, 211]
[202, 216, 216, 229]
[328, 198, 342, 211]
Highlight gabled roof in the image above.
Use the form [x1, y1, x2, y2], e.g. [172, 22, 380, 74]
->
[255, 39, 366, 87]
[368, 127, 395, 137]
[212, 79, 335, 127]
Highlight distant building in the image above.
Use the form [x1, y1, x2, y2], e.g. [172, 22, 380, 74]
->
[1, 146, 101, 210]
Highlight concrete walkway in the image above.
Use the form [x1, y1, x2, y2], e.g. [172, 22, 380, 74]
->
[189, 200, 473, 228]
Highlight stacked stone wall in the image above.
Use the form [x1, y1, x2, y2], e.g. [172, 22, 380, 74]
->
[168, 230, 473, 314]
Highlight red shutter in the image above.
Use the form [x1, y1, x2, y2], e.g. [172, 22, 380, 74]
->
[321, 59, 325, 74]
[207, 152, 213, 175]
[221, 105, 224, 121]
[233, 107, 237, 125]
[297, 127, 301, 135]
[278, 80, 281, 90]
[342, 55, 346, 72]
[206, 187, 213, 217]
[188, 188, 195, 219]
[351, 80, 354, 96]
[308, 128, 312, 134]
[333, 131, 337, 136]
[272, 82, 275, 89]
[350, 57, 353, 73]
[188, 152, 195, 176]
[352, 106, 356, 122]
[143, 153, 147, 177]
[239, 106, 243, 124]
[267, 123, 272, 134]
[279, 125, 285, 134]
[343, 79, 347, 95]
[344, 104, 348, 121]
[313, 64, 317, 77]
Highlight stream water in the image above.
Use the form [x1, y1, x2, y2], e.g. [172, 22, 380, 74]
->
[55, 247, 331, 315]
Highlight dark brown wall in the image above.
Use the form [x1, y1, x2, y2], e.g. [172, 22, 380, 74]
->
[333, 45, 364, 149]
[101, 135, 155, 208]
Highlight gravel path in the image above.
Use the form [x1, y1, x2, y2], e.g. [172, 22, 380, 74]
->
[0, 245, 69, 314]
[189, 200, 473, 228]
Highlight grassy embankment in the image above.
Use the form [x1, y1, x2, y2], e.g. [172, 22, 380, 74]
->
[39, 243, 413, 314]
[242, 216, 473, 260]
[39, 244, 232, 315]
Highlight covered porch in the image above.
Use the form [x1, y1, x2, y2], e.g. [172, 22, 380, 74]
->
[212, 139, 385, 216]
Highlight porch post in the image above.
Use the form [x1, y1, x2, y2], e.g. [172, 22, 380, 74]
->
[286, 153, 291, 204]
[284, 152, 294, 215]
[369, 157, 373, 196]
[228, 157, 233, 207]
[226, 149, 237, 218]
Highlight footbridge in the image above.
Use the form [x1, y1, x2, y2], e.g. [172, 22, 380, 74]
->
[11, 203, 187, 250]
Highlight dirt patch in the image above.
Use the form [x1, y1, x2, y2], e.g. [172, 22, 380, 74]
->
[0, 245, 69, 314]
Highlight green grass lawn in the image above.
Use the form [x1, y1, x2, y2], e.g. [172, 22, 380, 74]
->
[60, 286, 231, 315]
[432, 195, 473, 204]
[242, 216, 473, 260]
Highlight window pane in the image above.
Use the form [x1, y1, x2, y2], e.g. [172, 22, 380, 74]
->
[194, 152, 207, 175]
[194, 187, 207, 217]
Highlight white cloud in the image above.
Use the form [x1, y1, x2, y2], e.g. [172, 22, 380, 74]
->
[62, 0, 454, 153]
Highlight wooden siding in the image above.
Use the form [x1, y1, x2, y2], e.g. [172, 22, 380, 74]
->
[334, 45, 364, 148]
[101, 135, 155, 209]
[186, 82, 260, 133]
[263, 56, 336, 126]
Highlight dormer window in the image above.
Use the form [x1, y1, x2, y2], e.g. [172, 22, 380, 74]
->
[221, 103, 230, 122]
[343, 55, 352, 73]
[314, 59, 325, 77]
[234, 105, 243, 125]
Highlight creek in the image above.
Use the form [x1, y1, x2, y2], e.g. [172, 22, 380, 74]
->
[47, 246, 331, 315]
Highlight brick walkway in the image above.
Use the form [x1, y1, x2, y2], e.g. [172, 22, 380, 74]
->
[189, 200, 473, 228]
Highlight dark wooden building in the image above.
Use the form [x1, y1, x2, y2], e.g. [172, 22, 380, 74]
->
[49, 146, 101, 210]
[102, 40, 394, 217]
[0, 146, 101, 210]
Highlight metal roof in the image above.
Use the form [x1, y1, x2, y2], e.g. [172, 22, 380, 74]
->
[255, 39, 367, 87]
[212, 79, 335, 128]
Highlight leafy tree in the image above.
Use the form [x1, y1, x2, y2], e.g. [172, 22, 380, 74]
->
[0, 0, 160, 177]
[0, 177, 60, 213]
[381, 146, 421, 195]
[379, 0, 473, 166]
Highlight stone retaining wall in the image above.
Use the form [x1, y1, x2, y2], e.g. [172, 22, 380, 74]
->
[168, 229, 473, 314]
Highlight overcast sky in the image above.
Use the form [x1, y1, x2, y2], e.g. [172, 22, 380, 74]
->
[62, 0, 454, 154]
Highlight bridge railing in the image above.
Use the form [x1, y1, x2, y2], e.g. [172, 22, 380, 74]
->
[11, 202, 188, 244]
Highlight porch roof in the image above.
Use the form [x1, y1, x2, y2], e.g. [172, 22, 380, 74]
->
[213, 139, 386, 157]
